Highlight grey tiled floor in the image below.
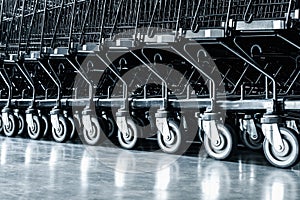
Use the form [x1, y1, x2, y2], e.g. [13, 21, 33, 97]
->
[0, 137, 300, 200]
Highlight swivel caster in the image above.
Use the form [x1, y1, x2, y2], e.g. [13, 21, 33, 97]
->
[203, 124, 237, 160]
[263, 127, 300, 168]
[82, 116, 103, 146]
[3, 113, 18, 137]
[157, 120, 187, 154]
[241, 125, 264, 151]
[118, 118, 140, 149]
[52, 116, 70, 143]
[17, 113, 26, 136]
[27, 115, 44, 140]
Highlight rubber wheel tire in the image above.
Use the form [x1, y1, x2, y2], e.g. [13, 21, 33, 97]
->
[18, 114, 26, 136]
[105, 116, 119, 145]
[67, 117, 77, 140]
[82, 117, 103, 146]
[204, 124, 237, 160]
[263, 127, 300, 168]
[106, 116, 118, 138]
[242, 125, 264, 150]
[0, 114, 3, 134]
[157, 121, 187, 154]
[118, 119, 140, 150]
[3, 114, 18, 137]
[27, 115, 44, 140]
[42, 115, 50, 138]
[52, 116, 70, 143]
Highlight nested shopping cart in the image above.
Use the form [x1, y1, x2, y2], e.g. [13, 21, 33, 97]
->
[1, 0, 300, 168]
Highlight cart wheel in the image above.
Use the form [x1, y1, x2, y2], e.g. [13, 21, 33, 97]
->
[68, 117, 77, 140]
[263, 127, 300, 168]
[0, 114, 3, 134]
[27, 115, 43, 140]
[18, 114, 26, 136]
[242, 125, 264, 150]
[42, 115, 50, 138]
[52, 116, 70, 143]
[104, 116, 119, 145]
[118, 119, 139, 149]
[3, 114, 18, 137]
[157, 120, 187, 154]
[73, 115, 81, 136]
[204, 124, 237, 160]
[82, 117, 103, 146]
[106, 116, 118, 138]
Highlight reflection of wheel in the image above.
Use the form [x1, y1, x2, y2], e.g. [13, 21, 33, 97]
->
[3, 114, 18, 137]
[27, 115, 43, 140]
[157, 120, 187, 154]
[18, 114, 26, 136]
[82, 117, 103, 146]
[52, 116, 70, 143]
[204, 124, 237, 160]
[263, 128, 300, 168]
[118, 119, 139, 149]
[242, 125, 264, 150]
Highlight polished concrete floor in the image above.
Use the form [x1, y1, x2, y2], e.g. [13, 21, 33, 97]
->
[0, 137, 300, 200]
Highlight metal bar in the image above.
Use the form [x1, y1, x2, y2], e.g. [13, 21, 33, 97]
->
[133, 49, 168, 109]
[0, 0, 5, 35]
[66, 57, 93, 104]
[18, 0, 26, 55]
[15, 62, 36, 106]
[5, 0, 19, 52]
[225, 0, 233, 35]
[51, 0, 65, 49]
[190, 0, 202, 32]
[79, 0, 92, 45]
[40, 0, 48, 53]
[98, 0, 107, 49]
[134, 0, 142, 41]
[109, 0, 125, 40]
[174, 0, 182, 39]
[95, 53, 128, 109]
[228, 39, 277, 101]
[286, 0, 293, 27]
[147, 0, 159, 37]
[68, 0, 77, 52]
[0, 68, 13, 107]
[38, 60, 62, 107]
[25, 0, 39, 53]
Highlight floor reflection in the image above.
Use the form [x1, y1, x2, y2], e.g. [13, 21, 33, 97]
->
[0, 137, 300, 200]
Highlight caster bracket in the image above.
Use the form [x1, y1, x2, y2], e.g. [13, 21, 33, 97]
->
[201, 113, 220, 145]
[82, 114, 93, 134]
[51, 114, 60, 130]
[241, 117, 258, 140]
[261, 116, 284, 152]
[155, 110, 170, 139]
[262, 123, 284, 153]
[2, 112, 9, 126]
[116, 110, 129, 138]
[26, 108, 37, 129]
[26, 113, 34, 128]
